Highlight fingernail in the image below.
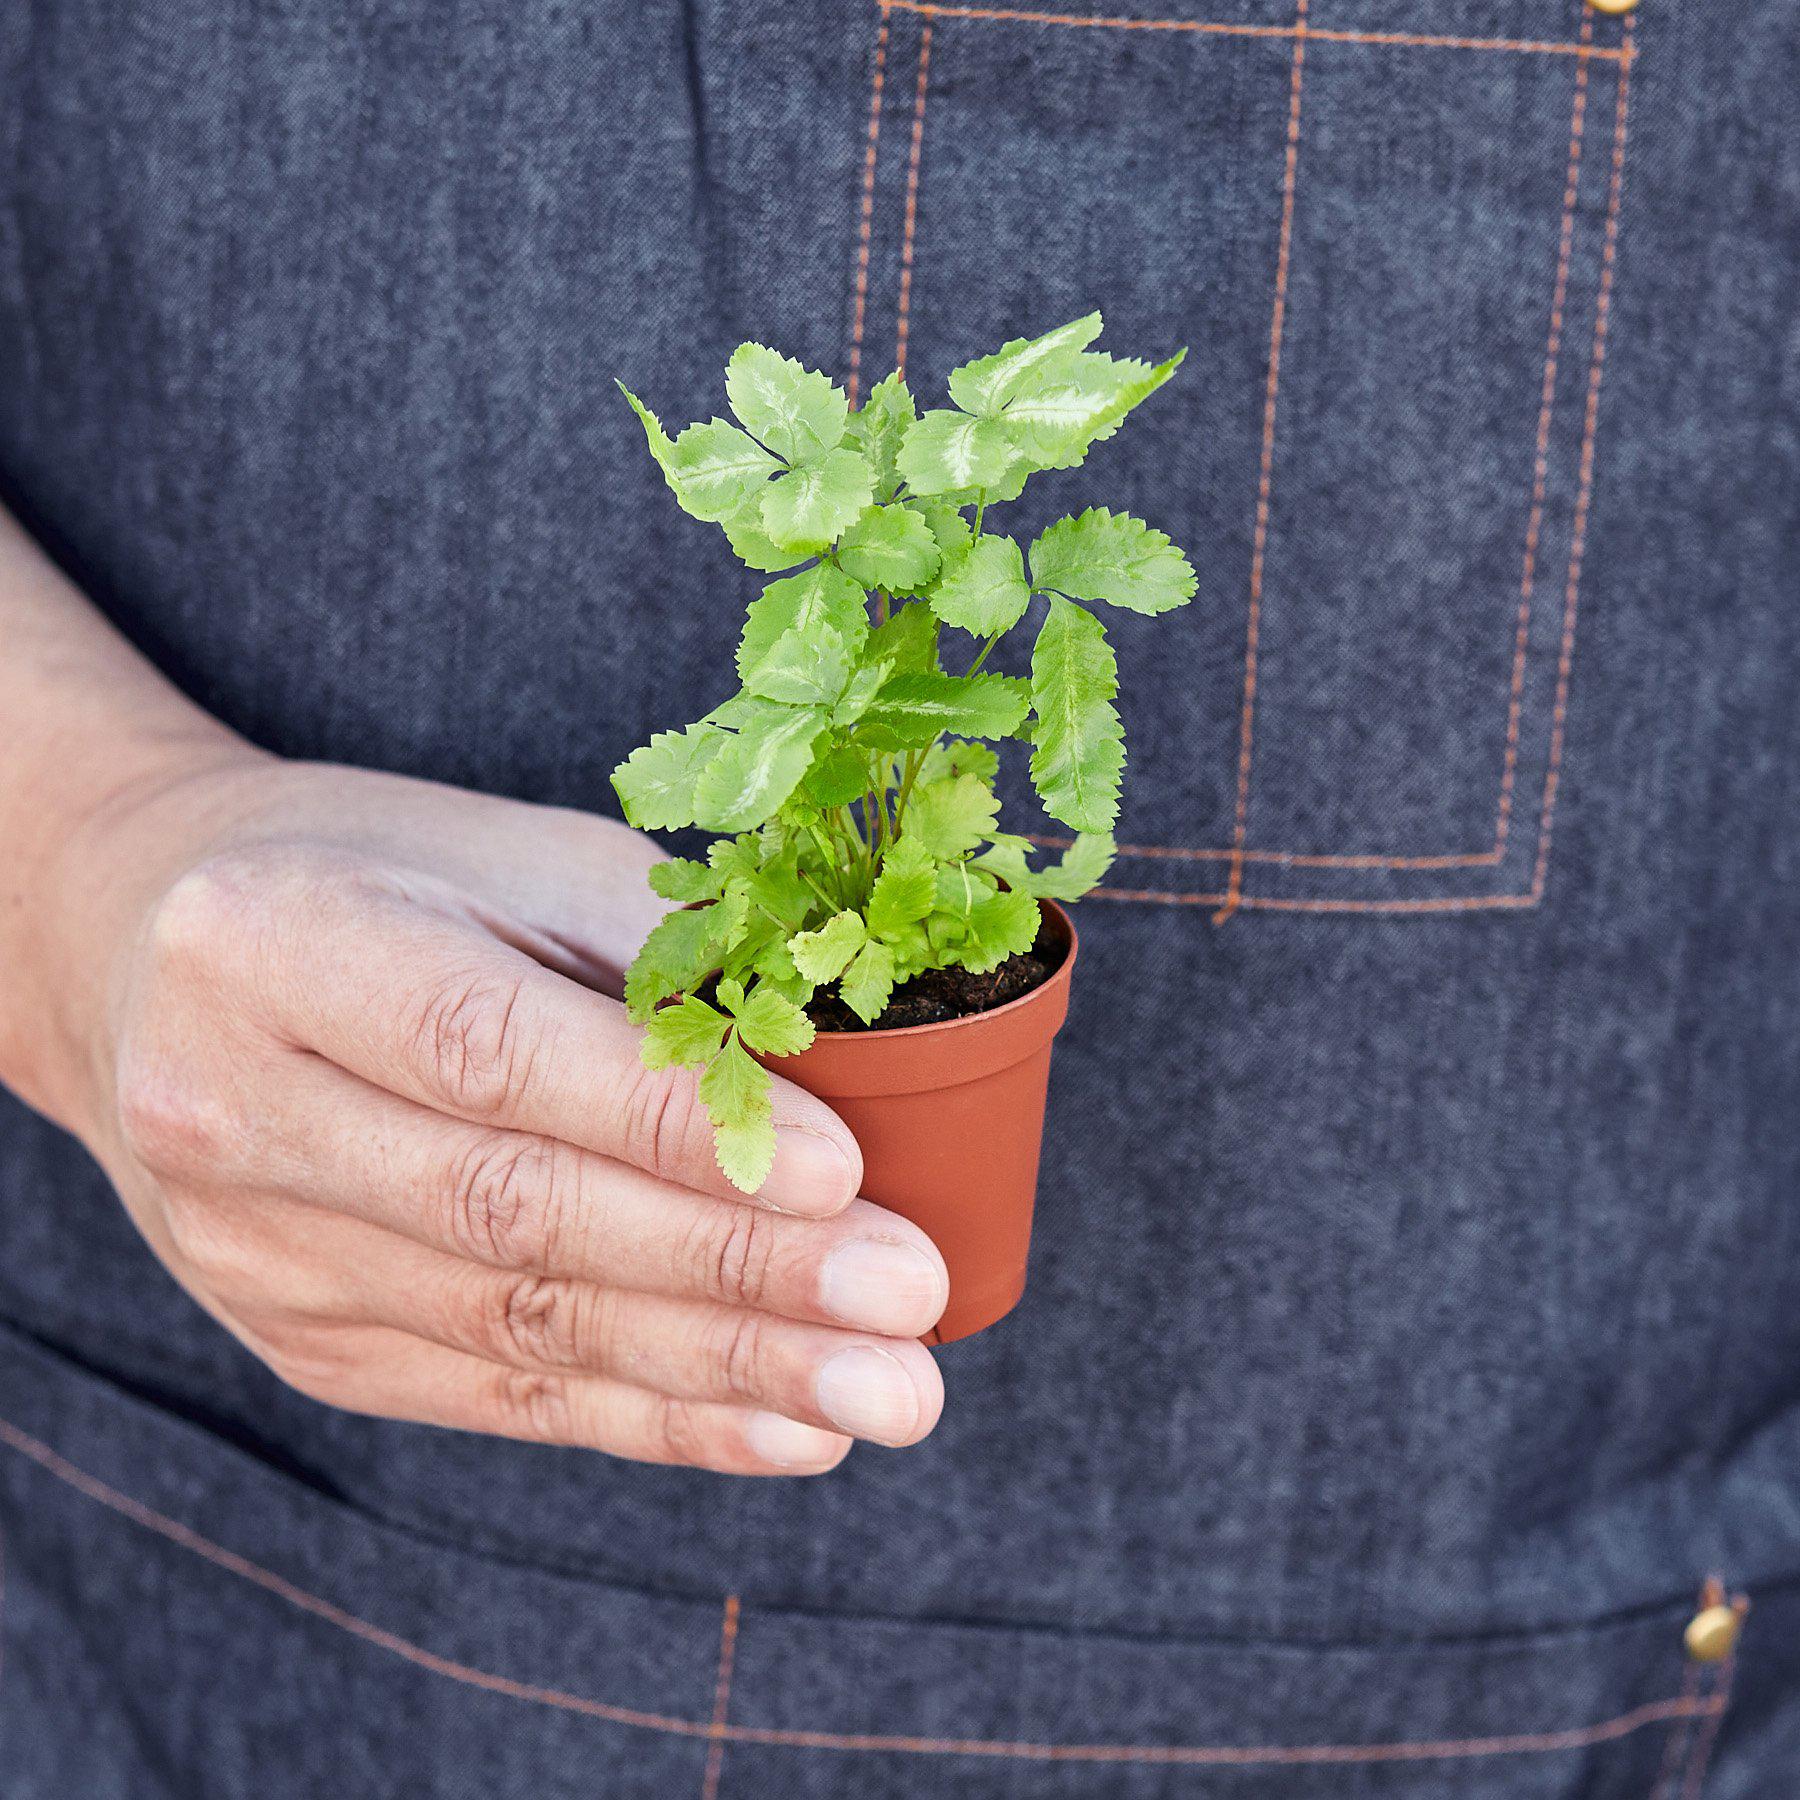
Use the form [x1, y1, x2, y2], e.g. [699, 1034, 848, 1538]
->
[747, 1411, 849, 1470]
[820, 1238, 947, 1335]
[762, 1126, 857, 1215]
[815, 1345, 922, 1446]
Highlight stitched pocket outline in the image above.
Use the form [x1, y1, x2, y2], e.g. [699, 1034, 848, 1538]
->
[844, 0, 1637, 916]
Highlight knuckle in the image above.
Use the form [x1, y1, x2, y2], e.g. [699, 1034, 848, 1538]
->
[584, 1289, 643, 1382]
[146, 845, 332, 975]
[115, 1053, 234, 1174]
[488, 1272, 585, 1370]
[442, 1131, 561, 1269]
[407, 970, 538, 1120]
[494, 1367, 577, 1444]
[146, 855, 263, 967]
[613, 1061, 708, 1182]
[692, 1207, 777, 1310]
[710, 1308, 772, 1402]
[647, 1394, 713, 1468]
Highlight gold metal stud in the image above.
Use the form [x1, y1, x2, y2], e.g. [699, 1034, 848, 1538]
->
[1587, 0, 1640, 15]
[1683, 1604, 1742, 1664]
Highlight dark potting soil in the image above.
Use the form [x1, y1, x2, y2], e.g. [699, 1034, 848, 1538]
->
[804, 916, 1065, 1033]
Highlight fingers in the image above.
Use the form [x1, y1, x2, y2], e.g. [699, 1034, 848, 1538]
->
[241, 1055, 949, 1337]
[306, 1212, 943, 1446]
[176, 1186, 942, 1451]
[208, 859, 860, 1211]
[278, 1324, 856, 1475]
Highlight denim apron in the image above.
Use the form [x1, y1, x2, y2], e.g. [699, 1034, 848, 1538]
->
[1, 1, 1796, 1793]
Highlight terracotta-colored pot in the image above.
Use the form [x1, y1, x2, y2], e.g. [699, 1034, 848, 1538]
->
[772, 902, 1077, 1345]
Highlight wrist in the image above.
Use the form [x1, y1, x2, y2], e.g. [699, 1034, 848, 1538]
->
[0, 732, 276, 1137]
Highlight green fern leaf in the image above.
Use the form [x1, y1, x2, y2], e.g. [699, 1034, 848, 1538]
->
[1027, 597, 1123, 831]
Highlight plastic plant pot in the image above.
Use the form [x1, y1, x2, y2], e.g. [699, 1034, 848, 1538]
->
[769, 902, 1077, 1345]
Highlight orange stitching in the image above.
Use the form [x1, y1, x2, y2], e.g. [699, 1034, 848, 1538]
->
[1528, 19, 1633, 905]
[880, 1, 1629, 61]
[1303, 27, 1615, 59]
[1495, 13, 1592, 855]
[1175, 849, 1501, 870]
[723, 1695, 1719, 1762]
[1094, 886, 1229, 905]
[1648, 1653, 1702, 1800]
[846, 14, 891, 407]
[0, 1414, 1732, 1766]
[1677, 1655, 1734, 1800]
[894, 22, 934, 379]
[1029, 831, 1500, 871]
[1217, 0, 1306, 921]
[1093, 887, 1539, 912]
[701, 1594, 741, 1800]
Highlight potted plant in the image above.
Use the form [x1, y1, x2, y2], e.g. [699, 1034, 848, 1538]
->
[612, 314, 1194, 1341]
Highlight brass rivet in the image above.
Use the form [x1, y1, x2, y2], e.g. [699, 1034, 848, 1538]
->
[1587, 0, 1639, 14]
[1683, 1604, 1741, 1664]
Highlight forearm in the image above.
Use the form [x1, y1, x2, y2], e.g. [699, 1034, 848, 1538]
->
[0, 503, 262, 1123]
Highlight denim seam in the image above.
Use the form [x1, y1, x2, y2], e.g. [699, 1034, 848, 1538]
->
[1219, 0, 1309, 922]
[1495, 6, 1596, 857]
[1673, 1648, 1735, 1800]
[893, 20, 934, 378]
[1526, 8, 1634, 908]
[701, 1593, 741, 1800]
[881, 2, 1630, 62]
[846, 14, 892, 408]
[1648, 1655, 1702, 1800]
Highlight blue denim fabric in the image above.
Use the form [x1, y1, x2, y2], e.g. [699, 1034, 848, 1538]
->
[2, 0, 1798, 1792]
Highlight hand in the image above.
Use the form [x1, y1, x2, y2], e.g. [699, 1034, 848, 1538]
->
[35, 755, 949, 1475]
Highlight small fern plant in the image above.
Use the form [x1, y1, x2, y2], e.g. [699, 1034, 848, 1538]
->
[612, 314, 1195, 1190]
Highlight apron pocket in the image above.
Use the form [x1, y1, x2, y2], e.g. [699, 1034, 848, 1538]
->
[0, 1322, 1750, 1799]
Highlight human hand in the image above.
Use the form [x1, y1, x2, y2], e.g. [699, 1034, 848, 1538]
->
[32, 755, 948, 1475]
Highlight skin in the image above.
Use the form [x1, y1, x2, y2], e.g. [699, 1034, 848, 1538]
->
[0, 502, 949, 1475]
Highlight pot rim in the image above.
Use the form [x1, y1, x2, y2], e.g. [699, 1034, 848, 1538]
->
[802, 898, 1078, 1044]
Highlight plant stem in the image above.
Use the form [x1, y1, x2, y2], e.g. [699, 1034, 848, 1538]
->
[804, 826, 846, 907]
[825, 807, 867, 902]
[836, 803, 877, 894]
[798, 864, 839, 913]
[964, 630, 1003, 676]
[889, 747, 928, 836]
[832, 805, 865, 865]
